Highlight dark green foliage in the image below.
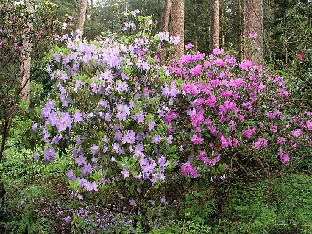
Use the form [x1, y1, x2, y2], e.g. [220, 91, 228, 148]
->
[185, 0, 210, 53]
[215, 174, 312, 233]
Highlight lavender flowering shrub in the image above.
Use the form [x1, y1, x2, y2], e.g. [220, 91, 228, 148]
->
[33, 15, 182, 227]
[32, 13, 312, 230]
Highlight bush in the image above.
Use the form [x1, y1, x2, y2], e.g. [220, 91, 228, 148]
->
[32, 13, 312, 231]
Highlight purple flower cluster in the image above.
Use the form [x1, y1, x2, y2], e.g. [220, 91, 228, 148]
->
[34, 17, 312, 193]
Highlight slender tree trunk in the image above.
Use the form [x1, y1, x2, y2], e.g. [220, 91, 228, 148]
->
[77, 0, 88, 33]
[171, 0, 185, 60]
[160, 0, 172, 32]
[210, 0, 220, 51]
[160, 0, 172, 64]
[20, 0, 33, 100]
[238, 0, 244, 61]
[220, 2, 225, 48]
[244, 0, 263, 64]
[0, 118, 10, 161]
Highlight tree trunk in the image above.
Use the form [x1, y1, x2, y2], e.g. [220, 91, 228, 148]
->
[210, 0, 220, 51]
[77, 0, 88, 33]
[160, 0, 172, 32]
[20, 0, 33, 100]
[238, 0, 244, 62]
[160, 0, 172, 64]
[171, 0, 185, 60]
[220, 2, 225, 48]
[244, 0, 263, 64]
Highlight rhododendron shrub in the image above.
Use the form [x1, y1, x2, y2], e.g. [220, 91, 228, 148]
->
[33, 15, 181, 206]
[34, 14, 312, 204]
[164, 47, 312, 178]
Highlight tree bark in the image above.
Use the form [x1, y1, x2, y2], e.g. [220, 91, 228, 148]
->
[160, 0, 172, 64]
[244, 0, 263, 64]
[210, 0, 220, 51]
[160, 0, 172, 32]
[238, 0, 244, 62]
[77, 0, 88, 33]
[171, 0, 185, 60]
[20, 0, 33, 100]
[220, 2, 224, 48]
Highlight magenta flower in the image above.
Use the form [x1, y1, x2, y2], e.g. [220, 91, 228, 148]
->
[253, 137, 268, 150]
[165, 111, 179, 123]
[278, 148, 290, 164]
[221, 136, 232, 148]
[291, 129, 301, 138]
[212, 48, 224, 55]
[182, 83, 199, 95]
[215, 58, 226, 67]
[185, 43, 194, 50]
[277, 137, 286, 144]
[196, 151, 206, 161]
[205, 95, 217, 107]
[206, 155, 221, 166]
[180, 161, 199, 178]
[239, 60, 252, 71]
[271, 125, 278, 133]
[191, 134, 204, 145]
[243, 127, 256, 139]
[297, 54, 303, 60]
[249, 33, 257, 39]
[190, 64, 203, 76]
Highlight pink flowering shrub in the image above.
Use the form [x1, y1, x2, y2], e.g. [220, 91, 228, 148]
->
[164, 47, 312, 178]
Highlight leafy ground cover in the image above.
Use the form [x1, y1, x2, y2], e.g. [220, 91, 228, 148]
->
[1, 136, 311, 233]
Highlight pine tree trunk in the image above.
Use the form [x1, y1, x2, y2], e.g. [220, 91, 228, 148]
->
[160, 0, 172, 32]
[210, 0, 220, 51]
[77, 0, 88, 33]
[160, 0, 172, 64]
[220, 3, 225, 48]
[20, 0, 33, 100]
[244, 0, 263, 64]
[171, 0, 185, 60]
[238, 0, 244, 62]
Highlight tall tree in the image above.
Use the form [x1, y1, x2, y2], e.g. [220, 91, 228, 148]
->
[20, 0, 34, 100]
[171, 0, 184, 60]
[210, 0, 220, 51]
[160, 0, 172, 32]
[244, 0, 263, 64]
[160, 0, 172, 64]
[238, 0, 244, 61]
[77, 0, 88, 33]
